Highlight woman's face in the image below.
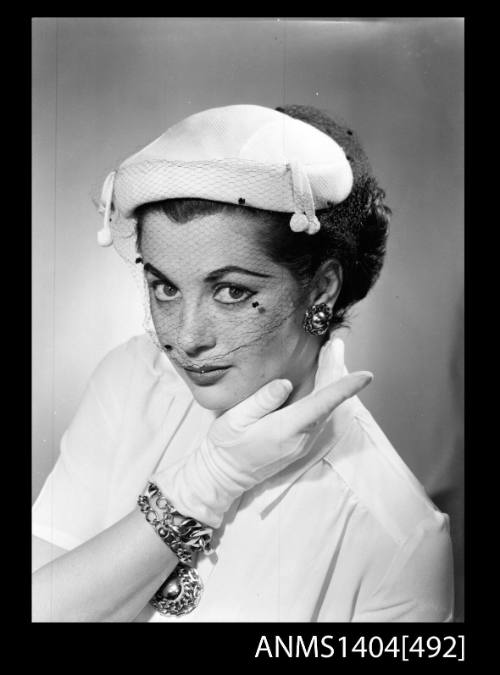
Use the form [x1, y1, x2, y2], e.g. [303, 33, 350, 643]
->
[140, 206, 321, 411]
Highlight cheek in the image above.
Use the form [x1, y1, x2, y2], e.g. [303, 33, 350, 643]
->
[148, 297, 179, 336]
[233, 311, 307, 384]
[228, 298, 305, 366]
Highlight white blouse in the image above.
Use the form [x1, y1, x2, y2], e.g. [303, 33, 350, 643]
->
[32, 334, 454, 622]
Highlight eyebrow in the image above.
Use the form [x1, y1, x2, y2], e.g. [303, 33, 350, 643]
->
[143, 262, 273, 282]
[205, 266, 273, 281]
[143, 263, 171, 283]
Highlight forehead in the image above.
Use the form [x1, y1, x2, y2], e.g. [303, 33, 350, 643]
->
[140, 208, 277, 276]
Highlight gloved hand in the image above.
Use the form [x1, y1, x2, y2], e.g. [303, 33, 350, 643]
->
[152, 338, 372, 528]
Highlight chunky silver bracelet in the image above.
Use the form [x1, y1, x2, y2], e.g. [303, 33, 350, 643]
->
[137, 481, 214, 563]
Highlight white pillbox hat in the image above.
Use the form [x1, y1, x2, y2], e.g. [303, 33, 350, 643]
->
[97, 104, 353, 246]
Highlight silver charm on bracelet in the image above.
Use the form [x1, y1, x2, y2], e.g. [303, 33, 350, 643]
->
[150, 563, 203, 616]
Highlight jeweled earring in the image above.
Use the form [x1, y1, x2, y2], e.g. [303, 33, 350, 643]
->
[303, 303, 333, 335]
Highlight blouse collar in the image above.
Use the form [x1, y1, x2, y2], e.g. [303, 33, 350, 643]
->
[249, 396, 363, 517]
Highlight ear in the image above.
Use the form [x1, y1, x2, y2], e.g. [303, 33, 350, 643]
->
[309, 259, 343, 310]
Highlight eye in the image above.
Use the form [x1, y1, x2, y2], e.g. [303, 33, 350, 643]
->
[150, 281, 179, 302]
[213, 284, 254, 304]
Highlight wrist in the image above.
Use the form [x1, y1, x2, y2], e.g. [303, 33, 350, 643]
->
[152, 440, 242, 528]
[137, 482, 214, 560]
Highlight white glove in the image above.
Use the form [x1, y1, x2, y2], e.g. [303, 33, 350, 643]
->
[152, 338, 372, 528]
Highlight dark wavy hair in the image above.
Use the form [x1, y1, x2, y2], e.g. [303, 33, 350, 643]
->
[135, 104, 391, 331]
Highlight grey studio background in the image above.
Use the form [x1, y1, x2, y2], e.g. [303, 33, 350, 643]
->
[32, 18, 464, 620]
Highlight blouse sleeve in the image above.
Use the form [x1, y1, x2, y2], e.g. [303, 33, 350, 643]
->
[32, 343, 135, 550]
[352, 514, 455, 622]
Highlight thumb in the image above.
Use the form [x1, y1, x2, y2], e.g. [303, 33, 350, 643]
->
[314, 336, 345, 390]
[223, 379, 294, 430]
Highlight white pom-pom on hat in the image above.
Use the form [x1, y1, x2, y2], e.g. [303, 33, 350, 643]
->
[97, 227, 114, 247]
[97, 171, 116, 247]
[289, 159, 323, 234]
[289, 213, 321, 234]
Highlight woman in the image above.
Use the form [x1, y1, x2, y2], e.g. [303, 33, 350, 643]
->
[32, 103, 454, 622]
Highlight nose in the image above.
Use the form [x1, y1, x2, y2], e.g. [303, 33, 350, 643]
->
[174, 303, 217, 357]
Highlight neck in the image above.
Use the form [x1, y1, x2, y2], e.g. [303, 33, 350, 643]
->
[284, 345, 321, 409]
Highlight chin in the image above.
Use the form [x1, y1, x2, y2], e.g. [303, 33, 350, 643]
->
[189, 385, 242, 412]
[179, 364, 285, 413]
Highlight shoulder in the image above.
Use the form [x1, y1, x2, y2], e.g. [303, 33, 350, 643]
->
[81, 334, 191, 429]
[321, 400, 449, 547]
[90, 333, 188, 396]
[92, 333, 164, 380]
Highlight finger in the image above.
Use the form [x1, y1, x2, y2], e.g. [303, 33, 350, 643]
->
[279, 371, 373, 434]
[314, 337, 345, 391]
[331, 339, 346, 381]
[224, 378, 294, 429]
